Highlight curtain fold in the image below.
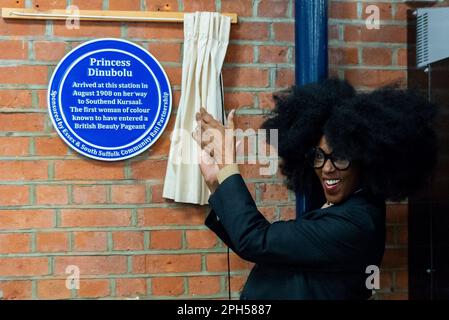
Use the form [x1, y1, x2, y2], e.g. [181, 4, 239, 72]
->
[163, 12, 231, 205]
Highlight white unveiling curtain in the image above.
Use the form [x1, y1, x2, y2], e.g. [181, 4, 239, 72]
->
[163, 12, 231, 205]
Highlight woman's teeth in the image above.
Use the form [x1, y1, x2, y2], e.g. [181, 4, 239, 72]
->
[325, 179, 341, 186]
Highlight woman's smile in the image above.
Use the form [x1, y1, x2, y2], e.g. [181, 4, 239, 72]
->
[323, 178, 342, 194]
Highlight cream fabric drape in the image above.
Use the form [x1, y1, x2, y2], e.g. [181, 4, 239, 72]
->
[163, 12, 231, 205]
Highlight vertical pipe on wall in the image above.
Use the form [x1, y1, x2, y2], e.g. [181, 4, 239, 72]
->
[295, 0, 328, 217]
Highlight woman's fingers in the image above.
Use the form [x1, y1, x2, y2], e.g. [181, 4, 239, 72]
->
[226, 109, 236, 129]
[200, 149, 215, 166]
[199, 107, 210, 123]
[192, 129, 199, 145]
[200, 119, 208, 131]
[192, 123, 201, 143]
[200, 107, 220, 126]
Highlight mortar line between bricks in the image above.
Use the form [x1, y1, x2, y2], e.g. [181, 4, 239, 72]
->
[0, 36, 186, 44]
[131, 208, 138, 227]
[1, 106, 45, 114]
[110, 278, 116, 297]
[220, 274, 227, 293]
[183, 276, 188, 295]
[223, 86, 293, 92]
[66, 184, 73, 205]
[0, 61, 58, 67]
[229, 40, 295, 46]
[329, 43, 410, 49]
[287, 0, 294, 18]
[0, 133, 59, 138]
[253, 0, 259, 16]
[31, 88, 40, 108]
[145, 184, 151, 203]
[392, 3, 398, 19]
[106, 184, 112, 203]
[0, 248, 243, 257]
[356, 2, 362, 19]
[227, 62, 297, 68]
[238, 17, 295, 23]
[68, 231, 74, 251]
[329, 19, 410, 26]
[48, 160, 55, 180]
[2, 227, 231, 234]
[31, 280, 37, 299]
[124, 159, 132, 179]
[146, 277, 152, 296]
[127, 256, 132, 273]
[29, 184, 36, 206]
[181, 229, 186, 250]
[329, 41, 408, 48]
[0, 85, 48, 90]
[28, 40, 35, 60]
[30, 232, 37, 253]
[0, 186, 288, 195]
[49, 256, 54, 274]
[73, 293, 239, 300]
[223, 62, 295, 70]
[328, 65, 408, 70]
[0, 199, 286, 209]
[0, 272, 251, 281]
[121, 22, 128, 40]
[287, 47, 293, 64]
[71, 287, 78, 299]
[0, 199, 287, 210]
[54, 208, 61, 228]
[221, 87, 288, 93]
[107, 232, 113, 251]
[29, 137, 37, 157]
[144, 231, 150, 250]
[45, 20, 53, 38]
[0, 180, 170, 186]
[268, 22, 274, 42]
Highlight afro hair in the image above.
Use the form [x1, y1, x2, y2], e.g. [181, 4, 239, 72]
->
[262, 78, 438, 202]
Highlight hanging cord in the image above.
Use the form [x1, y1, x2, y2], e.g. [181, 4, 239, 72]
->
[219, 72, 232, 300]
[227, 246, 231, 299]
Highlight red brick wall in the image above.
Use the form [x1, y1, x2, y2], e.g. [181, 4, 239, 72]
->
[0, 0, 295, 299]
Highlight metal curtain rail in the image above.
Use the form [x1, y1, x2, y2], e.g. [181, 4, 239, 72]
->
[1, 8, 238, 23]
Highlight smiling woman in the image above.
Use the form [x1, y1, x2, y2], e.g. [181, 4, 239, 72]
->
[193, 78, 438, 300]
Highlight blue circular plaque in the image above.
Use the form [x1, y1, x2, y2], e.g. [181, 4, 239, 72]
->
[48, 38, 172, 161]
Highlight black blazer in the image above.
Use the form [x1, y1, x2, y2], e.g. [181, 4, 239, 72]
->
[205, 174, 386, 300]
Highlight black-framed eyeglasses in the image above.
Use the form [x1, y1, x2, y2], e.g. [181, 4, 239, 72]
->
[306, 147, 351, 171]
